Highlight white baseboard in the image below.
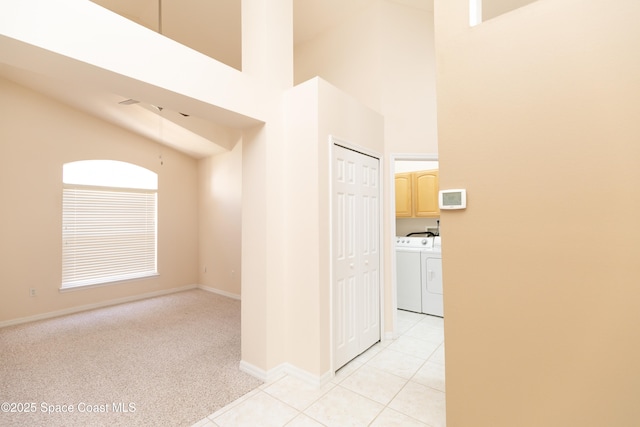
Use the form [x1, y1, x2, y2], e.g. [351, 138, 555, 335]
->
[239, 360, 333, 388]
[197, 285, 241, 300]
[239, 360, 285, 383]
[285, 363, 333, 387]
[0, 284, 198, 329]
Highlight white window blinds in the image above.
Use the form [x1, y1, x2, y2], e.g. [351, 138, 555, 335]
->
[62, 161, 158, 289]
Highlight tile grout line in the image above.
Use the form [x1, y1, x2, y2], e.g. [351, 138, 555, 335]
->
[199, 311, 444, 427]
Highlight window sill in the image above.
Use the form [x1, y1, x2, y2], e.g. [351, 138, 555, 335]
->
[59, 273, 160, 293]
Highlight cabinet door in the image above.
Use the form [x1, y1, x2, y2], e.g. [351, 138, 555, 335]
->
[414, 170, 439, 217]
[394, 173, 413, 217]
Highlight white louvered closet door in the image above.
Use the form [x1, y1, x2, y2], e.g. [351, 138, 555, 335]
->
[332, 143, 380, 371]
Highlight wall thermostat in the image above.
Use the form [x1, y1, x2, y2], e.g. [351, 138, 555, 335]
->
[439, 189, 467, 210]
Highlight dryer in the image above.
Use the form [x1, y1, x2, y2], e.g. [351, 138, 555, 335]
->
[421, 236, 443, 317]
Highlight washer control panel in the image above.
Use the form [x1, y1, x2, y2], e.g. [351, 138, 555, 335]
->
[395, 237, 433, 248]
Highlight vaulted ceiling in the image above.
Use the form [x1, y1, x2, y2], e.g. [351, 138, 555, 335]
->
[1, 0, 434, 158]
[91, 0, 434, 71]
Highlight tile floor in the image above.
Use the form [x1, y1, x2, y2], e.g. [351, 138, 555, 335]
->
[192, 310, 445, 427]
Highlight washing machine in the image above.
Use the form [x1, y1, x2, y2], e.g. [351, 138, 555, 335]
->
[396, 236, 432, 313]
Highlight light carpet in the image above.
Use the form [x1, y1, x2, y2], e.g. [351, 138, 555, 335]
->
[0, 289, 262, 427]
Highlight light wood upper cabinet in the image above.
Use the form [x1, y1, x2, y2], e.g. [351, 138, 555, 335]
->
[395, 169, 439, 218]
[414, 169, 439, 217]
[394, 172, 413, 217]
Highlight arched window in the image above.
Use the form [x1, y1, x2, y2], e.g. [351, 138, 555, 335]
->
[62, 160, 158, 289]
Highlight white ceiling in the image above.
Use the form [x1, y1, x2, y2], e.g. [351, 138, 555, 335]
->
[1, 0, 433, 158]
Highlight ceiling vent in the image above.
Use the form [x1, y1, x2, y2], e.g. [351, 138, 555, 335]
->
[118, 98, 140, 105]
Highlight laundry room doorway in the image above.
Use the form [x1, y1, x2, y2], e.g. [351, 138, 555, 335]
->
[390, 154, 439, 335]
[331, 141, 382, 371]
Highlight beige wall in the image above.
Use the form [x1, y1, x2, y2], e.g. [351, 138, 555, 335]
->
[198, 142, 243, 297]
[0, 77, 199, 323]
[238, 0, 293, 376]
[294, 0, 437, 154]
[239, 123, 272, 372]
[282, 80, 321, 374]
[282, 77, 385, 376]
[379, 0, 437, 154]
[90, 0, 242, 70]
[436, 0, 640, 425]
[240, 117, 291, 373]
[294, 2, 382, 112]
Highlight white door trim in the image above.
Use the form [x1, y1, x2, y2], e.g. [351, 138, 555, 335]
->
[389, 153, 438, 339]
[329, 135, 384, 374]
